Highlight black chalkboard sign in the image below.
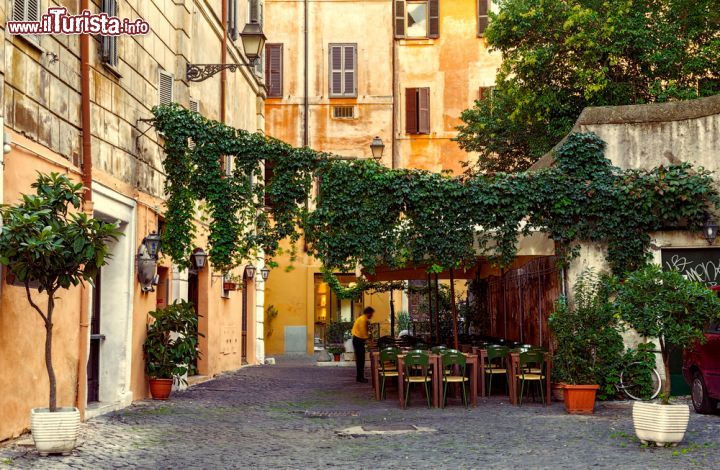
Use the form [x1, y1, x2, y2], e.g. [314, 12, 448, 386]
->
[661, 248, 720, 287]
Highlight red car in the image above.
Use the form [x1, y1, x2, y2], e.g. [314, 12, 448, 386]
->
[683, 288, 720, 414]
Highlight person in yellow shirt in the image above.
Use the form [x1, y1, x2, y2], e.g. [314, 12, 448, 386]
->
[351, 307, 374, 383]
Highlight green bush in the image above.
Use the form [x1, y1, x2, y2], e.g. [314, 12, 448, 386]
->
[144, 301, 202, 384]
[325, 321, 353, 345]
[549, 270, 627, 399]
[617, 265, 720, 403]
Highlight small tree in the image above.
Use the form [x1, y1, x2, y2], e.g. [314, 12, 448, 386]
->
[0, 173, 121, 412]
[143, 301, 201, 383]
[617, 265, 720, 404]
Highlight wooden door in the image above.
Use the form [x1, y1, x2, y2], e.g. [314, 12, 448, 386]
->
[87, 270, 103, 403]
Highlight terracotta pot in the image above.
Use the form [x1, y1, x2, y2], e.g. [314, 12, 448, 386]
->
[223, 282, 238, 291]
[563, 384, 599, 414]
[149, 378, 173, 400]
[552, 383, 566, 402]
[333, 353, 342, 361]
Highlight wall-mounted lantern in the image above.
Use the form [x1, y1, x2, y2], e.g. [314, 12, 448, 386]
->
[703, 216, 718, 245]
[370, 136, 385, 160]
[142, 231, 162, 259]
[261, 266, 270, 281]
[192, 248, 208, 270]
[245, 263, 257, 279]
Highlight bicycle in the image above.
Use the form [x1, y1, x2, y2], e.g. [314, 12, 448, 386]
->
[616, 361, 662, 400]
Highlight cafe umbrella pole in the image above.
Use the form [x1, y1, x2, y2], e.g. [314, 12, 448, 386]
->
[390, 288, 396, 338]
[450, 268, 459, 350]
[426, 274, 434, 343]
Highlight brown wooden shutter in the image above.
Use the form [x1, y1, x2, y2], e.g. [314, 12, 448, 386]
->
[418, 87, 430, 134]
[266, 44, 283, 98]
[478, 0, 490, 36]
[405, 88, 418, 134]
[394, 0, 405, 38]
[329, 45, 343, 96]
[343, 45, 357, 97]
[428, 0, 440, 38]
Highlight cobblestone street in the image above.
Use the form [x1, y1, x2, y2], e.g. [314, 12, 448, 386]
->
[1, 356, 719, 469]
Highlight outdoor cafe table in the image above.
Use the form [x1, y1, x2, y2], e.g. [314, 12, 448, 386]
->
[371, 352, 478, 409]
[472, 347, 552, 405]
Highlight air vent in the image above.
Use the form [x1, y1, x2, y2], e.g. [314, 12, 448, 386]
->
[333, 106, 355, 119]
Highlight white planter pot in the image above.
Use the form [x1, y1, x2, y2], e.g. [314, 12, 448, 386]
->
[632, 402, 690, 446]
[31, 407, 81, 456]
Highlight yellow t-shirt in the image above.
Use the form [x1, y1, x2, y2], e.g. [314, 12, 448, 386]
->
[351, 314, 369, 340]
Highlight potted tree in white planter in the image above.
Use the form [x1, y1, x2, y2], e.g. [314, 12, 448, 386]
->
[0, 173, 120, 456]
[617, 264, 720, 446]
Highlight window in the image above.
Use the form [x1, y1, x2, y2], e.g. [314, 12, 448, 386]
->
[100, 0, 119, 68]
[158, 70, 174, 105]
[405, 87, 430, 134]
[478, 0, 491, 36]
[12, 0, 41, 45]
[332, 106, 355, 119]
[189, 98, 200, 114]
[394, 1, 439, 39]
[228, 0, 239, 41]
[223, 155, 233, 177]
[265, 44, 283, 98]
[478, 86, 494, 101]
[329, 44, 357, 98]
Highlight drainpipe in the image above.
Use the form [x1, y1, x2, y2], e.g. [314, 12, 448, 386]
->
[303, 0, 309, 147]
[221, 0, 228, 123]
[76, 0, 93, 420]
[391, 21, 398, 169]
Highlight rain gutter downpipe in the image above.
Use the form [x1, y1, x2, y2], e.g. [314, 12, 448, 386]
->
[303, 0, 309, 147]
[77, 0, 92, 420]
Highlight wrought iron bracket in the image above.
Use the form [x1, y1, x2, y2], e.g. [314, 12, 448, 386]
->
[186, 60, 258, 82]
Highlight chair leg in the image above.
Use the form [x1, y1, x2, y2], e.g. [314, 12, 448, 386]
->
[462, 382, 468, 408]
[405, 381, 411, 408]
[488, 373, 493, 396]
[380, 375, 386, 400]
[539, 380, 545, 406]
[519, 379, 525, 406]
[425, 381, 431, 408]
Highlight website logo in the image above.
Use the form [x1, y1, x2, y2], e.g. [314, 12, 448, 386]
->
[7, 7, 149, 36]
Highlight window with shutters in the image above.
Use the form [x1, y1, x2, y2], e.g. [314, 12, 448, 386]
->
[265, 44, 283, 98]
[478, 86, 494, 101]
[189, 98, 200, 114]
[158, 71, 174, 106]
[100, 0, 119, 69]
[394, 1, 439, 39]
[405, 87, 430, 135]
[228, 0, 239, 41]
[328, 44, 357, 98]
[12, 0, 41, 45]
[478, 0, 491, 37]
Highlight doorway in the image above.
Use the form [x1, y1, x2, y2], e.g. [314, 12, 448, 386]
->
[87, 270, 103, 403]
[188, 270, 199, 370]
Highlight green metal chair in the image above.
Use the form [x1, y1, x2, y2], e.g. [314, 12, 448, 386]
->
[430, 345, 447, 355]
[441, 350, 469, 408]
[484, 346, 509, 396]
[403, 351, 432, 408]
[516, 350, 546, 406]
[379, 348, 399, 400]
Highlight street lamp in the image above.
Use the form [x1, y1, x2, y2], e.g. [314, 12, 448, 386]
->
[261, 266, 270, 281]
[240, 21, 267, 66]
[245, 263, 257, 279]
[370, 136, 385, 160]
[192, 248, 208, 270]
[142, 231, 162, 259]
[703, 216, 718, 245]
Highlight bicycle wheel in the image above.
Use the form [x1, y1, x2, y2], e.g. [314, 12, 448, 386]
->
[619, 362, 662, 401]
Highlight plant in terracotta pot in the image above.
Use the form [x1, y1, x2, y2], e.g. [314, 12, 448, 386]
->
[144, 301, 202, 400]
[616, 264, 720, 445]
[0, 174, 121, 456]
[222, 273, 240, 292]
[549, 269, 627, 414]
[327, 346, 345, 362]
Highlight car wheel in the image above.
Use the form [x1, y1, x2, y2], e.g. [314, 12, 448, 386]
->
[691, 372, 719, 414]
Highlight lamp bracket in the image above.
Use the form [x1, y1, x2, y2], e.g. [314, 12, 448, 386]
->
[186, 61, 258, 82]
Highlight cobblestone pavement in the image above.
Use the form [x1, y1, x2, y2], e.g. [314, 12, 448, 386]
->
[2, 356, 719, 469]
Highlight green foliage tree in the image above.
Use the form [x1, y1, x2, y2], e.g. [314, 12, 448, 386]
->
[0, 173, 121, 411]
[143, 301, 201, 384]
[456, 0, 720, 172]
[616, 265, 720, 403]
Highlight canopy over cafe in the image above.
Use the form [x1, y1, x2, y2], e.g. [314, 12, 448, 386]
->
[363, 232, 559, 350]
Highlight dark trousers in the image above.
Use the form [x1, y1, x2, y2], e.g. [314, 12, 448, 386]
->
[352, 336, 366, 380]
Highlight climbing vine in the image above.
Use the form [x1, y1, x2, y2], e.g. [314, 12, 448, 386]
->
[152, 104, 719, 284]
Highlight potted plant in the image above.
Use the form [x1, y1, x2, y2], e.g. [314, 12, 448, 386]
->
[0, 174, 120, 456]
[617, 265, 720, 445]
[223, 273, 240, 292]
[549, 270, 626, 414]
[143, 301, 201, 400]
[327, 346, 345, 362]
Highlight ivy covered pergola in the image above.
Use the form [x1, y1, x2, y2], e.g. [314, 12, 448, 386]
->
[151, 104, 719, 348]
